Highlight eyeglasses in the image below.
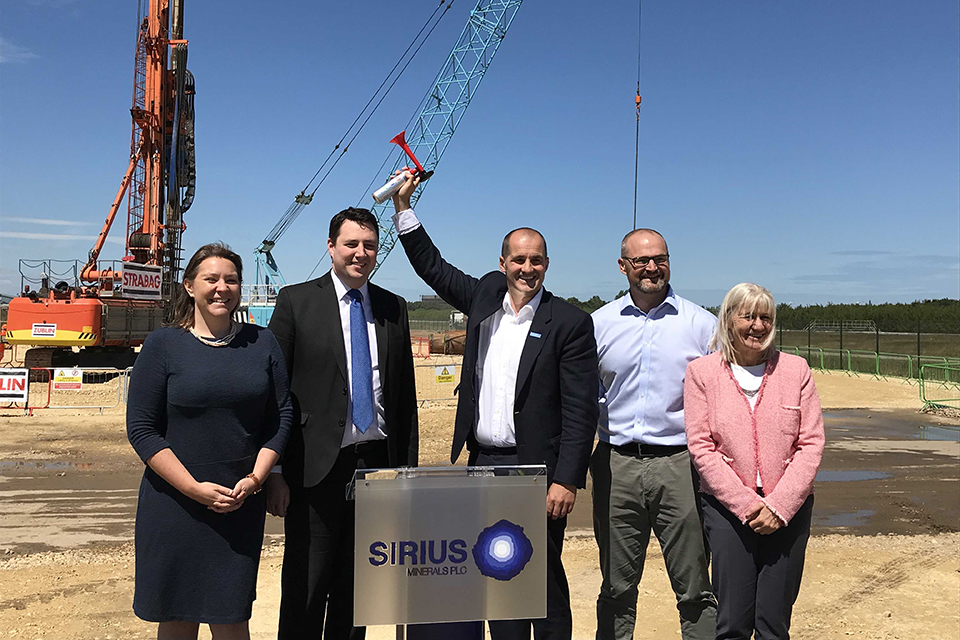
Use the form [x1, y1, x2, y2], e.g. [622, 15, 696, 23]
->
[737, 313, 773, 325]
[621, 254, 669, 268]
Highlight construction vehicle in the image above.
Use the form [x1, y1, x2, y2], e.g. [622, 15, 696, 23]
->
[241, 0, 524, 326]
[2, 0, 196, 369]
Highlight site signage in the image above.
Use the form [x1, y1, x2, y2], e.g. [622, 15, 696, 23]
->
[53, 368, 83, 391]
[31, 323, 56, 338]
[121, 262, 163, 300]
[354, 467, 547, 625]
[0, 369, 30, 403]
[435, 364, 456, 383]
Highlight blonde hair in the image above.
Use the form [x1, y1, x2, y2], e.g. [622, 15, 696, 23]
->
[710, 282, 777, 364]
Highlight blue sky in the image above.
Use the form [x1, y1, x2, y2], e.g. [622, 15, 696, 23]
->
[1, 0, 958, 307]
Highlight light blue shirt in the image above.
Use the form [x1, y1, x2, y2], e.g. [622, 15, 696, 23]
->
[593, 287, 717, 446]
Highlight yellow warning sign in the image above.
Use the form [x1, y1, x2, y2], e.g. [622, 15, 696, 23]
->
[53, 368, 83, 391]
[435, 365, 456, 384]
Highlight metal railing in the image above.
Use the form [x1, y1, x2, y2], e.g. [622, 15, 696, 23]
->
[919, 364, 960, 409]
[409, 319, 448, 332]
[413, 359, 461, 406]
[781, 346, 960, 381]
[781, 345, 960, 407]
[1, 367, 128, 415]
[241, 284, 283, 306]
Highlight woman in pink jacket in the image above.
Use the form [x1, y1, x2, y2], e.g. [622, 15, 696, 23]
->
[684, 283, 824, 640]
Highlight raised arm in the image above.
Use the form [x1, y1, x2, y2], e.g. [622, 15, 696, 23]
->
[391, 171, 479, 314]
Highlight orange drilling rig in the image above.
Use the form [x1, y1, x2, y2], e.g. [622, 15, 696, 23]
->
[3, 0, 195, 369]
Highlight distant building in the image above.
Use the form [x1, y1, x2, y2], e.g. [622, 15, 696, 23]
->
[418, 295, 454, 311]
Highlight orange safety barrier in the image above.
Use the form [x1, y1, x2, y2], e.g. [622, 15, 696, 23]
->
[411, 337, 432, 360]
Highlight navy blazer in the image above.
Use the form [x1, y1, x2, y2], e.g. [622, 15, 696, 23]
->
[399, 225, 598, 487]
[268, 271, 418, 488]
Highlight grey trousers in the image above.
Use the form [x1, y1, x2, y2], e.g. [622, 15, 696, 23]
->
[590, 442, 717, 640]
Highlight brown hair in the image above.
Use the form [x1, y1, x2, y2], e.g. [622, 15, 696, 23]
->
[169, 242, 243, 329]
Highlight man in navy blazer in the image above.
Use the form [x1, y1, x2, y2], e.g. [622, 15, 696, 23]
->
[390, 173, 599, 640]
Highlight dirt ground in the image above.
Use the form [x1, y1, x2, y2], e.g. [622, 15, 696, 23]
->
[0, 369, 958, 639]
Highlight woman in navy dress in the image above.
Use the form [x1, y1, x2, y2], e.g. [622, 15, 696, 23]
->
[127, 243, 293, 640]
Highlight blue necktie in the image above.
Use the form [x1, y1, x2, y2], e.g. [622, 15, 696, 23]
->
[347, 289, 375, 433]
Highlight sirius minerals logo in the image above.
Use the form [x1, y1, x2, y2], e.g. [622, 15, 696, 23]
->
[471, 519, 534, 581]
[368, 519, 533, 581]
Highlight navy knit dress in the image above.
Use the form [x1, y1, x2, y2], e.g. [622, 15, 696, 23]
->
[126, 324, 293, 623]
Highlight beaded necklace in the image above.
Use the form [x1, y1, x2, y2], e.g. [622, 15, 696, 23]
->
[189, 321, 240, 347]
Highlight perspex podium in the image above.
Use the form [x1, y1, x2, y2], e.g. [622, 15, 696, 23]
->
[352, 465, 548, 629]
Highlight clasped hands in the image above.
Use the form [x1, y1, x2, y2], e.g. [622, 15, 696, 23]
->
[746, 500, 783, 535]
[192, 475, 261, 514]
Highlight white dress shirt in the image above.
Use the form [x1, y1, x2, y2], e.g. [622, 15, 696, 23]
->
[473, 289, 542, 447]
[392, 206, 541, 448]
[330, 271, 387, 446]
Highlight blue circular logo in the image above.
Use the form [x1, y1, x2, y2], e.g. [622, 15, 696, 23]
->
[472, 519, 534, 581]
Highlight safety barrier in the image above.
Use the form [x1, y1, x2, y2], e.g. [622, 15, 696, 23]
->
[780, 346, 959, 380]
[919, 364, 960, 410]
[1, 367, 128, 415]
[414, 359, 460, 406]
[410, 337, 432, 360]
[779, 344, 960, 407]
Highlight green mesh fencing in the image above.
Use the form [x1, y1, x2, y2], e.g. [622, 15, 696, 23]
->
[919, 365, 960, 409]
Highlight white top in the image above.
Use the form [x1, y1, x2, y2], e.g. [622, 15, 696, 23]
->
[731, 361, 766, 486]
[330, 271, 387, 447]
[473, 289, 542, 447]
[731, 362, 765, 409]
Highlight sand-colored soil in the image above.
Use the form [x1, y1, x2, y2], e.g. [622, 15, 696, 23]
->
[1, 368, 958, 639]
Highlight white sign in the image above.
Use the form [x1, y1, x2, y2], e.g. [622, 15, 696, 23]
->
[0, 369, 29, 403]
[122, 262, 163, 300]
[31, 323, 56, 337]
[435, 364, 456, 384]
[54, 368, 83, 391]
[354, 467, 547, 626]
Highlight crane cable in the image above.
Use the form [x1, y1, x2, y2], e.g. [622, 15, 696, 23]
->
[301, 0, 455, 199]
[263, 0, 455, 245]
[633, 0, 642, 230]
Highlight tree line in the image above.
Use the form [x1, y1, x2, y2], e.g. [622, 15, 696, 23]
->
[562, 296, 959, 333]
[409, 295, 959, 333]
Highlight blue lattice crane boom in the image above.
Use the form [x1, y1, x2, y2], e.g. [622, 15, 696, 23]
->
[368, 0, 523, 275]
[249, 0, 524, 302]
[253, 191, 313, 289]
[245, 1, 523, 324]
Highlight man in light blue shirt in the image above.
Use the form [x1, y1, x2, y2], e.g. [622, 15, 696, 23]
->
[590, 228, 718, 640]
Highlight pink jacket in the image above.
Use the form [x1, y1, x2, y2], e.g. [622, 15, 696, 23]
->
[684, 351, 824, 525]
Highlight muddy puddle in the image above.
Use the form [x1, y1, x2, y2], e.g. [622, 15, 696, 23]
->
[0, 409, 957, 555]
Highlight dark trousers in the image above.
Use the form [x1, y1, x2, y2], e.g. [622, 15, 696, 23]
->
[278, 441, 389, 640]
[472, 448, 573, 640]
[701, 493, 814, 640]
